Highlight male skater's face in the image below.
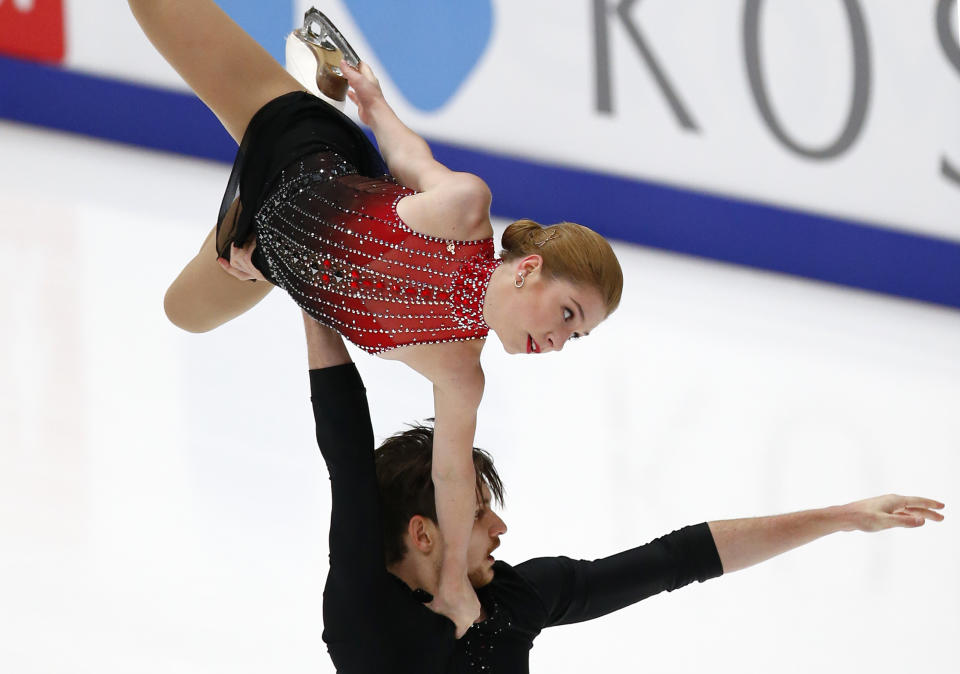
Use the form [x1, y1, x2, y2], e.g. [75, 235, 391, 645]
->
[466, 484, 508, 588]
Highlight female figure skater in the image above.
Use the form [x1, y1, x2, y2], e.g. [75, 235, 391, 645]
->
[131, 2, 622, 635]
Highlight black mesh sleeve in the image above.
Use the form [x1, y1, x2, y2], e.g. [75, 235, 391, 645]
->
[515, 523, 723, 628]
[309, 363, 384, 582]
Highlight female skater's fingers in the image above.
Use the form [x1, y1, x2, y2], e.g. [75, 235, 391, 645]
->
[230, 243, 251, 272]
[358, 61, 378, 83]
[231, 242, 259, 274]
[216, 257, 247, 280]
[342, 60, 379, 89]
[341, 60, 359, 82]
[227, 243, 267, 282]
[218, 255, 260, 282]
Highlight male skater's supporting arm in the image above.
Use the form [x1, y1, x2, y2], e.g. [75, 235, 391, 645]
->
[302, 311, 385, 616]
[303, 310, 351, 369]
[301, 313, 457, 672]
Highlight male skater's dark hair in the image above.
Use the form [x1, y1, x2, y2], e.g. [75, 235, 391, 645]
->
[374, 424, 505, 566]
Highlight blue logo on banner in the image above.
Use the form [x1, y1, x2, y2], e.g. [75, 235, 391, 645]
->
[216, 0, 291, 65]
[343, 0, 493, 111]
[215, 1, 491, 112]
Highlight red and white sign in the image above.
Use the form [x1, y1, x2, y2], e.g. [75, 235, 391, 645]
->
[0, 0, 65, 63]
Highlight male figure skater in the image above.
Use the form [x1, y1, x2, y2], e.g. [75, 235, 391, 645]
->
[299, 311, 943, 673]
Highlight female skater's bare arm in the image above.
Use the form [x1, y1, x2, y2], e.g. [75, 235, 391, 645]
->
[343, 62, 491, 239]
[709, 494, 945, 574]
[430, 378, 484, 637]
[342, 61, 450, 189]
[400, 341, 486, 637]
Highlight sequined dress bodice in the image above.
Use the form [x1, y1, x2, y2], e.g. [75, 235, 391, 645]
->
[254, 153, 501, 354]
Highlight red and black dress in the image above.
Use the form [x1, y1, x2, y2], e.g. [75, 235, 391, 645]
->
[217, 92, 501, 353]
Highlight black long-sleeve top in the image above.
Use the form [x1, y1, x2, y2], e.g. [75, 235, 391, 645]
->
[310, 364, 724, 673]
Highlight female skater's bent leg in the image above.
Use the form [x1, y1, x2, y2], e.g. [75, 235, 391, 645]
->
[127, 0, 306, 143]
[164, 227, 272, 333]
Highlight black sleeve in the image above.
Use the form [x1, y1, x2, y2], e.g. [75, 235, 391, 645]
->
[309, 363, 385, 583]
[515, 523, 723, 628]
[312, 366, 458, 671]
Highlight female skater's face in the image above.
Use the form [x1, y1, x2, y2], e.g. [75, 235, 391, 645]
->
[498, 259, 607, 355]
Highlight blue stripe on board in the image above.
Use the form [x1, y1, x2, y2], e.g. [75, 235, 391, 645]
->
[0, 56, 237, 162]
[3, 55, 959, 309]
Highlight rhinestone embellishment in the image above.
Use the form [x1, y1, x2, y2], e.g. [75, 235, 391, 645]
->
[252, 152, 502, 354]
[461, 596, 513, 671]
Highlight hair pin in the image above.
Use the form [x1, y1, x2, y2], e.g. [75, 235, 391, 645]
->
[535, 231, 559, 248]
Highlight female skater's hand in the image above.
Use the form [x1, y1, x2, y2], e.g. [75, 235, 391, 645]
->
[343, 60, 384, 126]
[217, 240, 267, 282]
[428, 578, 481, 639]
[838, 494, 945, 532]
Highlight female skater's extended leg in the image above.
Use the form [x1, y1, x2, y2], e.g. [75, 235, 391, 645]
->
[127, 0, 301, 330]
[127, 0, 304, 142]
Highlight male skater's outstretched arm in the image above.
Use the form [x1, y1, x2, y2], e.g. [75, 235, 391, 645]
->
[297, 323, 945, 669]
[709, 494, 943, 574]
[515, 494, 944, 629]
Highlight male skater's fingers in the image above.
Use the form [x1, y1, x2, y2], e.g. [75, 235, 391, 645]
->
[845, 496, 942, 531]
[902, 506, 945, 522]
[904, 496, 945, 511]
[870, 494, 944, 518]
[888, 512, 925, 528]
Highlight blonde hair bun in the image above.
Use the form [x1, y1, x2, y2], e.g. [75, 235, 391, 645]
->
[500, 219, 623, 315]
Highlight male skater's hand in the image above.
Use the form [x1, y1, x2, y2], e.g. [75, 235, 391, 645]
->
[710, 493, 945, 574]
[429, 576, 482, 639]
[343, 60, 384, 126]
[837, 494, 944, 532]
[217, 239, 268, 282]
